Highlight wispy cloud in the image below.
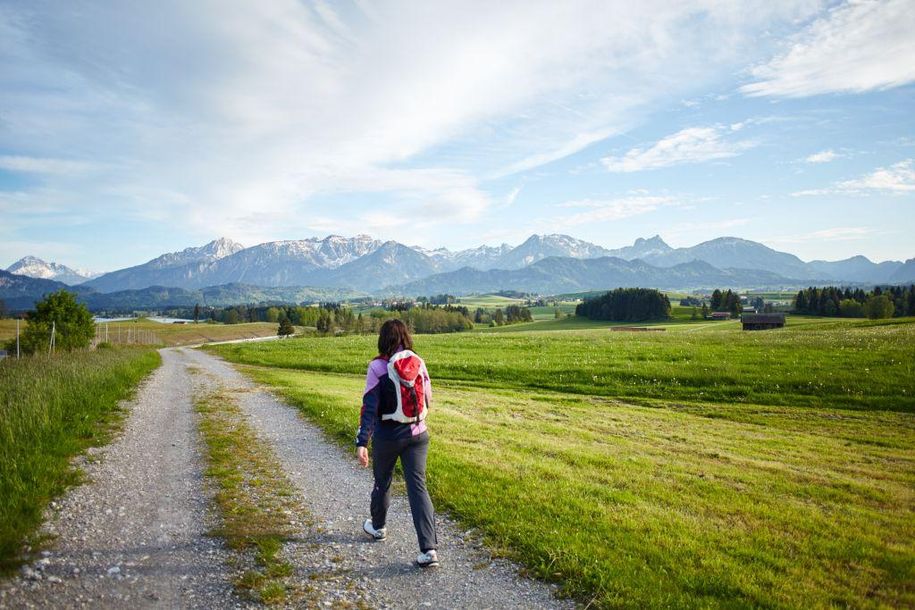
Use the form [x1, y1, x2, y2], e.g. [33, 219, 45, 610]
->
[549, 195, 679, 227]
[804, 150, 841, 164]
[601, 125, 755, 173]
[794, 159, 915, 195]
[664, 217, 751, 238]
[742, 0, 915, 98]
[768, 227, 877, 245]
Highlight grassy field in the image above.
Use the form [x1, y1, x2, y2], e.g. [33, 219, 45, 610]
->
[208, 318, 915, 608]
[0, 318, 283, 347]
[0, 347, 161, 572]
[210, 317, 915, 411]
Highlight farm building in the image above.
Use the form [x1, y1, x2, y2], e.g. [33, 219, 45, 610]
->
[741, 313, 786, 330]
[709, 312, 731, 320]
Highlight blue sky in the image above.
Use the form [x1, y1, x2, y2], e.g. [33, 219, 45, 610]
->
[1, 0, 913, 272]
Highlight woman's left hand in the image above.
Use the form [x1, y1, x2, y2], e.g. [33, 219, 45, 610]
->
[356, 446, 369, 467]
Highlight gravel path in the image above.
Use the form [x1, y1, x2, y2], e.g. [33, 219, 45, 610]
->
[182, 348, 573, 610]
[1, 347, 573, 609]
[0, 349, 239, 610]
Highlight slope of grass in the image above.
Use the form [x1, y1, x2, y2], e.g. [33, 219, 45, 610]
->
[0, 347, 161, 572]
[230, 365, 915, 609]
[209, 318, 915, 411]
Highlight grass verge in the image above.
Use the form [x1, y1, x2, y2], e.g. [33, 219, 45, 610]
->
[0, 346, 161, 573]
[194, 386, 304, 605]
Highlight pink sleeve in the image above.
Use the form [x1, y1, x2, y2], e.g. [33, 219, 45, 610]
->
[364, 359, 387, 396]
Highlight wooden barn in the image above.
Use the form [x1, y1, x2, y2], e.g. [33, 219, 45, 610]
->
[741, 313, 786, 330]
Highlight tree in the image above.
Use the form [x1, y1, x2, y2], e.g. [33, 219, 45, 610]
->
[865, 295, 895, 319]
[19, 290, 94, 355]
[690, 307, 698, 320]
[0, 298, 7, 319]
[265, 307, 282, 323]
[277, 317, 295, 337]
[554, 308, 562, 319]
[701, 302, 709, 319]
[193, 303, 201, 324]
[493, 308, 505, 325]
[710, 289, 723, 310]
[794, 290, 806, 312]
[224, 309, 240, 324]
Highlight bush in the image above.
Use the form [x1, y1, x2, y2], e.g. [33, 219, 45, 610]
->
[17, 290, 94, 355]
[865, 295, 895, 319]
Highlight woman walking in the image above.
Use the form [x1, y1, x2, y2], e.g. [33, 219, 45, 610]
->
[356, 319, 439, 567]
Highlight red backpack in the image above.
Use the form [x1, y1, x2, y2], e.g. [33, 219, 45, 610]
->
[382, 350, 428, 424]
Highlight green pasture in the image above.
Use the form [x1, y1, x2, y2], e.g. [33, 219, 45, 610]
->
[208, 318, 915, 608]
[0, 347, 160, 571]
[209, 317, 915, 411]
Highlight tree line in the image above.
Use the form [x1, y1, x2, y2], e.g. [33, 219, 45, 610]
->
[794, 286, 915, 319]
[576, 288, 670, 322]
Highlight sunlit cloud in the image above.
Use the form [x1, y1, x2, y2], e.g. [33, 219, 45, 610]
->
[601, 126, 755, 173]
[742, 0, 915, 97]
[794, 159, 915, 195]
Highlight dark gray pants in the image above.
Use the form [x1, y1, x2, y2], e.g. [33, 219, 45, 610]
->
[371, 431, 437, 552]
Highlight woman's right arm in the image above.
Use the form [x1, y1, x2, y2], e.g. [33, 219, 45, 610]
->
[356, 361, 383, 447]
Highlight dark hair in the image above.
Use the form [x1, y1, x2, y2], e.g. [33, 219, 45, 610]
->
[377, 318, 413, 358]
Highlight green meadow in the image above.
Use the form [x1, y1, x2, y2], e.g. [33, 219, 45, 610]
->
[208, 317, 915, 608]
[0, 347, 160, 572]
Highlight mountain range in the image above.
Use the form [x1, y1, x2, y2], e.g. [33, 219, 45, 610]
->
[3, 234, 914, 310]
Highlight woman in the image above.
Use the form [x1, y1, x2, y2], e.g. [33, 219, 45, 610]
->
[356, 319, 439, 568]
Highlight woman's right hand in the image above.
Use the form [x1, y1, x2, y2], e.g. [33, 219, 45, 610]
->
[356, 446, 369, 467]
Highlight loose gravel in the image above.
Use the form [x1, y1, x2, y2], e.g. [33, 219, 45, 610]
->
[182, 348, 574, 610]
[0, 349, 240, 610]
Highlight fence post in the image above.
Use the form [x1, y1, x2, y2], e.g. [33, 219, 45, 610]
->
[49, 320, 56, 356]
[16, 318, 20, 359]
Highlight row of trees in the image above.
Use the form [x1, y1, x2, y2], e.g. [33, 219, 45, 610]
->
[710, 289, 743, 315]
[794, 286, 915, 319]
[576, 288, 671, 322]
[471, 304, 533, 326]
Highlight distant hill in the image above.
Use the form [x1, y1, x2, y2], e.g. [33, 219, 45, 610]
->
[6, 256, 98, 285]
[0, 269, 93, 310]
[394, 256, 798, 296]
[890, 258, 915, 284]
[807, 256, 903, 283]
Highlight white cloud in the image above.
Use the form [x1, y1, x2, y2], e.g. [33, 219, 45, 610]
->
[804, 150, 840, 164]
[794, 159, 915, 195]
[601, 126, 755, 172]
[768, 226, 876, 245]
[549, 195, 679, 226]
[742, 0, 915, 98]
[0, 1, 826, 253]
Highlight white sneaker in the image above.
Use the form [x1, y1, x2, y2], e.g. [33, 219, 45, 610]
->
[416, 549, 440, 568]
[363, 518, 386, 541]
